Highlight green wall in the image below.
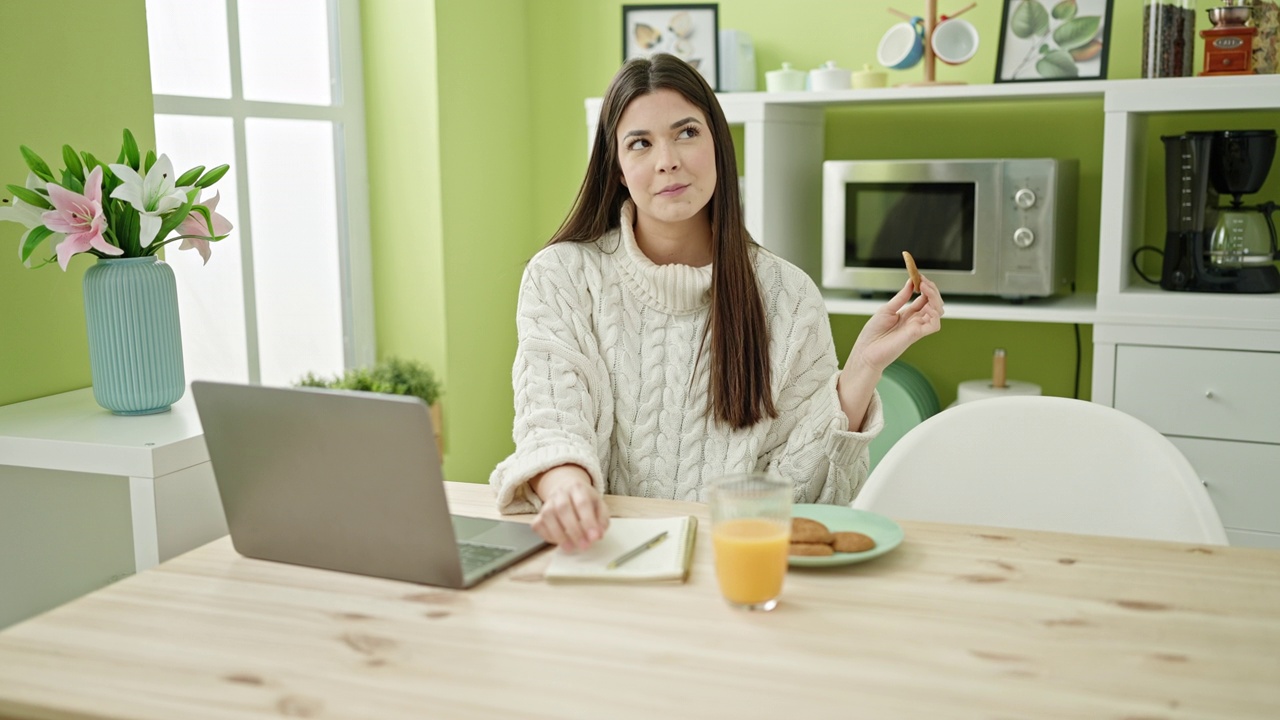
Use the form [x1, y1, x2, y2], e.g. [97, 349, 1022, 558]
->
[0, 0, 156, 407]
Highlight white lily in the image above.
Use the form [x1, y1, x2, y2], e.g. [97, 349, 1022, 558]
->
[109, 154, 190, 247]
[0, 172, 62, 266]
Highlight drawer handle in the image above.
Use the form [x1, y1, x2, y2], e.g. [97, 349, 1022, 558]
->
[1204, 390, 1214, 399]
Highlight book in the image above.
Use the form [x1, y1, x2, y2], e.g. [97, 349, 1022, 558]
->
[543, 515, 698, 583]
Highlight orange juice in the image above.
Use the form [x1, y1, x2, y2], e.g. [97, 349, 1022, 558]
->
[712, 518, 790, 606]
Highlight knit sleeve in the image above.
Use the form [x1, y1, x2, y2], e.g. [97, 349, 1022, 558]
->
[759, 268, 881, 506]
[488, 247, 613, 515]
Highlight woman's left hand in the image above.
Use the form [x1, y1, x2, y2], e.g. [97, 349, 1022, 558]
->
[849, 276, 944, 375]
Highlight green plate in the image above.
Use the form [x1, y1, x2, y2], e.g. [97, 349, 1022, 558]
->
[788, 504, 905, 567]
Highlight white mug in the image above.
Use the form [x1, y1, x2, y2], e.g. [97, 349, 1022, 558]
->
[931, 18, 979, 66]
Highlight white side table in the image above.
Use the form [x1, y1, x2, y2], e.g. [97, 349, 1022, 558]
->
[0, 388, 226, 628]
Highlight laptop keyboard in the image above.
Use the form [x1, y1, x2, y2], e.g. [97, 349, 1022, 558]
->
[458, 541, 514, 572]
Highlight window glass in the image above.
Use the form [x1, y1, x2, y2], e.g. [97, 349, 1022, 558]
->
[153, 114, 249, 382]
[145, 0, 233, 99]
[245, 118, 344, 385]
[238, 0, 333, 105]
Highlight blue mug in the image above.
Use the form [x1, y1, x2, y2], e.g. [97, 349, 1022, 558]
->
[877, 17, 925, 70]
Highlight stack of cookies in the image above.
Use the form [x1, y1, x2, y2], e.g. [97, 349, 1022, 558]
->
[790, 517, 876, 556]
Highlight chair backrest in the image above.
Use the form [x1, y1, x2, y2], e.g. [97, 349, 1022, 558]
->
[853, 395, 1228, 545]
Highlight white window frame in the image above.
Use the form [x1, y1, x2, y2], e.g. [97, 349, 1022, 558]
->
[151, 0, 374, 383]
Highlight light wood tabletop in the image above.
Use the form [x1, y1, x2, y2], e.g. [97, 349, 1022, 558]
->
[0, 481, 1277, 720]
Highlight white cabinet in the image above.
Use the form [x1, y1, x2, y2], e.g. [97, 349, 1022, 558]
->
[0, 389, 227, 628]
[587, 74, 1280, 546]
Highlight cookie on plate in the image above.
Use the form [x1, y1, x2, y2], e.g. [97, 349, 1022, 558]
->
[791, 517, 834, 544]
[789, 542, 835, 557]
[831, 531, 876, 553]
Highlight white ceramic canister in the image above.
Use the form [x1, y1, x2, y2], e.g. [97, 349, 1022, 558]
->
[809, 60, 852, 91]
[764, 62, 807, 92]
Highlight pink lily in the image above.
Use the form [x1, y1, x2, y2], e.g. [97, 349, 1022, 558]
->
[175, 191, 233, 265]
[42, 166, 121, 270]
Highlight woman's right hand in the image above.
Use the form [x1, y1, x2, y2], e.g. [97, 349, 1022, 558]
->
[529, 465, 610, 550]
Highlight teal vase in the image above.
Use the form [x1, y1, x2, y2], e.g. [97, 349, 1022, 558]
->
[82, 256, 185, 415]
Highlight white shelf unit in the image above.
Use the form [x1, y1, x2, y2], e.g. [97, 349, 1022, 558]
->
[587, 75, 1280, 547]
[0, 389, 226, 627]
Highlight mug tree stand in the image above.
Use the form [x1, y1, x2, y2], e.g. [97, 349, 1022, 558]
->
[888, 0, 976, 86]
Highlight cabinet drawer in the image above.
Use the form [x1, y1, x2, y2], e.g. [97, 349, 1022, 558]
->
[1168, 436, 1280, 535]
[1114, 346, 1280, 444]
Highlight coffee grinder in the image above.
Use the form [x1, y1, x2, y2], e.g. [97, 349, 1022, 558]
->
[1201, 0, 1258, 75]
[1160, 129, 1280, 293]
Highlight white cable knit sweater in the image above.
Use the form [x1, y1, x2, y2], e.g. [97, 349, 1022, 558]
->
[490, 202, 882, 514]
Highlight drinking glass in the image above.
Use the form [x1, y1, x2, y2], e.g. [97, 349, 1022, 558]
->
[708, 473, 792, 611]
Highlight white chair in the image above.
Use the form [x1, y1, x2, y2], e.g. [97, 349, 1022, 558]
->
[853, 395, 1229, 545]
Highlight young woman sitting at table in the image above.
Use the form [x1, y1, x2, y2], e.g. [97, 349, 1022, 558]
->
[489, 54, 944, 550]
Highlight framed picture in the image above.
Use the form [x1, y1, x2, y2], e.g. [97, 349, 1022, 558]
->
[622, 4, 719, 91]
[994, 0, 1113, 82]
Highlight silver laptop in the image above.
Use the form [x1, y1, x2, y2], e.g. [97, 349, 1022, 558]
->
[191, 380, 547, 588]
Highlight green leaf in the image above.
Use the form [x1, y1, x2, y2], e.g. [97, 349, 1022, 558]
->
[60, 168, 84, 195]
[1051, 0, 1077, 20]
[62, 145, 85, 182]
[153, 187, 200, 245]
[1052, 16, 1101, 51]
[195, 164, 230, 188]
[144, 149, 156, 174]
[19, 146, 55, 183]
[113, 200, 141, 255]
[175, 166, 205, 187]
[122, 128, 140, 169]
[1011, 0, 1050, 39]
[20, 225, 54, 264]
[6, 184, 52, 209]
[1036, 49, 1080, 78]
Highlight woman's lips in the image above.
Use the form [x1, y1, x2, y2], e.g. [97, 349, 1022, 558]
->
[657, 183, 689, 196]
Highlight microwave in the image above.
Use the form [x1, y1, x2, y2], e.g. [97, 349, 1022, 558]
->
[821, 158, 1078, 300]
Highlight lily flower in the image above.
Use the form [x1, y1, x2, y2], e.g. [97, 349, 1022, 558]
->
[42, 166, 121, 270]
[0, 173, 61, 266]
[109, 154, 190, 247]
[174, 191, 233, 265]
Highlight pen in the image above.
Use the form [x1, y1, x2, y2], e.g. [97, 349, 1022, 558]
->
[607, 531, 668, 569]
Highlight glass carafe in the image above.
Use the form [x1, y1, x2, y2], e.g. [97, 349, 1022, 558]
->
[1209, 206, 1279, 268]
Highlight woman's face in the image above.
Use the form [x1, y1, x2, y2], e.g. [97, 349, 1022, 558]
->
[615, 88, 717, 234]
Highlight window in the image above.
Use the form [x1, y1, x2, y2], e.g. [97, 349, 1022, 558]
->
[144, 0, 373, 386]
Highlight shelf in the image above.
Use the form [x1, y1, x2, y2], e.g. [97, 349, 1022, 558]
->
[0, 388, 208, 479]
[1100, 286, 1280, 333]
[824, 291, 1097, 324]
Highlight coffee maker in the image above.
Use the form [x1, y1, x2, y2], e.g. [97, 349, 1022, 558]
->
[1160, 129, 1280, 293]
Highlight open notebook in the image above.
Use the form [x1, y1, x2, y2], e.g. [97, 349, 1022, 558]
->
[544, 516, 698, 583]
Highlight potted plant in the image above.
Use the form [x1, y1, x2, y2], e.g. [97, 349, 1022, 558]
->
[298, 357, 445, 454]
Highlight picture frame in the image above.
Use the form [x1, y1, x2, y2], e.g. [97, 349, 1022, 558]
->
[994, 0, 1114, 83]
[622, 4, 719, 91]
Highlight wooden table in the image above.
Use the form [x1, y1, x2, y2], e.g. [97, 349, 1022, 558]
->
[0, 482, 1277, 719]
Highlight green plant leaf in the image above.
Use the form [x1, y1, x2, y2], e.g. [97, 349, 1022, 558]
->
[1052, 16, 1100, 51]
[1051, 0, 1077, 20]
[20, 225, 54, 264]
[122, 128, 140, 169]
[19, 146, 55, 183]
[153, 188, 200, 245]
[1012, 0, 1050, 39]
[144, 150, 156, 174]
[1036, 49, 1080, 78]
[62, 145, 85, 182]
[175, 166, 205, 187]
[6, 184, 53, 209]
[195, 164, 230, 188]
[59, 168, 84, 195]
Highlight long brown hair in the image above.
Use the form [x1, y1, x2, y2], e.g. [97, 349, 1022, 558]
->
[548, 54, 776, 429]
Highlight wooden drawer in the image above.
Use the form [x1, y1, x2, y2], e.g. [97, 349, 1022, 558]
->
[1114, 346, 1280, 444]
[1168, 436, 1280, 537]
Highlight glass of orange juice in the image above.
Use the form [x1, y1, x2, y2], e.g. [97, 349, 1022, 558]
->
[708, 473, 791, 611]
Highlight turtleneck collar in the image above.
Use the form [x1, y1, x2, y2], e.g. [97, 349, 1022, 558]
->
[609, 200, 713, 316]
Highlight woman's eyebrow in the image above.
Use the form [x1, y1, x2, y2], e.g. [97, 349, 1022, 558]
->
[622, 117, 702, 140]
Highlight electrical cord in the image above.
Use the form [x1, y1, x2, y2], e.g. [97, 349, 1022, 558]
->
[1131, 246, 1163, 284]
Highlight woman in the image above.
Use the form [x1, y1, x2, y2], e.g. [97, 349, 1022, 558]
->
[490, 54, 943, 549]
